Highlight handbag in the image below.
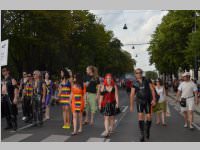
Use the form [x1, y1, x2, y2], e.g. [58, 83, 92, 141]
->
[180, 98, 186, 107]
[115, 107, 121, 115]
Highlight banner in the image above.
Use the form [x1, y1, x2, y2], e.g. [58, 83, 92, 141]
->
[0, 40, 9, 66]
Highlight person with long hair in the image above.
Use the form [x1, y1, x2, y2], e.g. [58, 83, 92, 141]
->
[99, 73, 119, 138]
[44, 71, 53, 120]
[71, 73, 86, 135]
[32, 70, 46, 126]
[58, 68, 71, 129]
[84, 66, 100, 125]
[154, 78, 167, 126]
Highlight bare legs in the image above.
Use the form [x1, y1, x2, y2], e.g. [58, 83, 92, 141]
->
[62, 106, 70, 126]
[72, 112, 83, 134]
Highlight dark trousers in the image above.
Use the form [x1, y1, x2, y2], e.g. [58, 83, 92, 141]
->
[24, 96, 33, 119]
[1, 95, 18, 128]
[32, 95, 43, 124]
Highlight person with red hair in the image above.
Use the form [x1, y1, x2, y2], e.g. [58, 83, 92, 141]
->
[99, 73, 120, 138]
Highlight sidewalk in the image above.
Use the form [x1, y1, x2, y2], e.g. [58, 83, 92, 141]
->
[167, 90, 200, 127]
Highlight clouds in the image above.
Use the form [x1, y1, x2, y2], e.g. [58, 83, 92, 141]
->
[90, 10, 168, 71]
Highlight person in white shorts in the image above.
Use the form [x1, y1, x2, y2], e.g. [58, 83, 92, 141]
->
[176, 72, 199, 129]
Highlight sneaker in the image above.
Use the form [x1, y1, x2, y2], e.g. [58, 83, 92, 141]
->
[4, 126, 12, 130]
[22, 116, 26, 121]
[184, 123, 188, 128]
[189, 125, 194, 130]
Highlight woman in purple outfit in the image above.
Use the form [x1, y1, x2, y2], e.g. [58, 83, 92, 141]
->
[44, 71, 53, 120]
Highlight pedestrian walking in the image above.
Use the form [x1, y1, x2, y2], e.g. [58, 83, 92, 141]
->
[84, 66, 100, 125]
[1, 66, 19, 131]
[71, 73, 86, 136]
[99, 73, 119, 138]
[19, 71, 28, 121]
[23, 73, 34, 123]
[130, 68, 156, 142]
[32, 70, 46, 126]
[58, 68, 72, 129]
[154, 78, 167, 126]
[44, 71, 53, 120]
[176, 72, 199, 129]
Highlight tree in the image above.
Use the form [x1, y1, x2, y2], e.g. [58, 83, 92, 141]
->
[1, 10, 135, 79]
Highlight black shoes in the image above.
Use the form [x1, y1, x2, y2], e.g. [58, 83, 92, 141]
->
[4, 126, 13, 130]
[140, 136, 145, 142]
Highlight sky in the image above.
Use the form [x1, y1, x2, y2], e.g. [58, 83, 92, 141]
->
[89, 10, 168, 72]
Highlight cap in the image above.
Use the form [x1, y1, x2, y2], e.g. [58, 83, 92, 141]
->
[182, 72, 190, 77]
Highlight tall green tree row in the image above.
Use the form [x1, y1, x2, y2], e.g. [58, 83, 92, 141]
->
[148, 10, 200, 79]
[1, 10, 135, 79]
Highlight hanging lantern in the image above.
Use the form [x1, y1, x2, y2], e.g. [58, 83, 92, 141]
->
[123, 24, 128, 29]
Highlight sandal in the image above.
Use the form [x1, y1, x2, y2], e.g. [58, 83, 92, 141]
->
[71, 132, 78, 136]
[83, 121, 89, 125]
[78, 129, 82, 133]
[156, 122, 161, 125]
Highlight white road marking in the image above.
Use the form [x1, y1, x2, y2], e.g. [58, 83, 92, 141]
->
[9, 123, 34, 133]
[114, 106, 129, 130]
[105, 139, 111, 142]
[41, 135, 70, 142]
[87, 137, 108, 142]
[2, 133, 32, 142]
[122, 106, 128, 113]
[192, 123, 200, 131]
[9, 119, 48, 133]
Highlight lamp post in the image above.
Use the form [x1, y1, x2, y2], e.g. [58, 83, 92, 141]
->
[194, 11, 199, 80]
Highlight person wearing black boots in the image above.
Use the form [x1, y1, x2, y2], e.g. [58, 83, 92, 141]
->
[130, 68, 156, 142]
[1, 66, 19, 131]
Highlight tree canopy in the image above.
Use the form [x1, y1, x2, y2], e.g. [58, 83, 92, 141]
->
[1, 10, 135, 79]
[148, 10, 200, 79]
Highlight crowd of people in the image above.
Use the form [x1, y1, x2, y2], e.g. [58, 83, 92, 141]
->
[1, 65, 200, 142]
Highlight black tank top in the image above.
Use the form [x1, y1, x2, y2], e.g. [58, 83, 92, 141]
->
[5, 76, 15, 101]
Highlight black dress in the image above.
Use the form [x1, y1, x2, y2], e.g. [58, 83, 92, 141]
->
[100, 87, 116, 116]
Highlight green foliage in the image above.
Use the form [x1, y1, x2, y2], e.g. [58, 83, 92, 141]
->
[145, 71, 158, 80]
[148, 10, 200, 77]
[1, 10, 135, 79]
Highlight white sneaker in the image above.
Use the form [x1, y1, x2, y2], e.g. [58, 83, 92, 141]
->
[22, 117, 26, 121]
[184, 123, 188, 128]
[189, 125, 194, 129]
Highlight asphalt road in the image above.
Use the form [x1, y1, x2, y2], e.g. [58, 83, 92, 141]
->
[1, 89, 200, 142]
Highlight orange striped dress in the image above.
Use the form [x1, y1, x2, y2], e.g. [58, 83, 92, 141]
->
[71, 84, 86, 113]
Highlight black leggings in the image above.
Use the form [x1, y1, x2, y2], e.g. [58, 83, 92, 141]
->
[136, 102, 151, 114]
[24, 96, 33, 118]
[1, 95, 18, 128]
[32, 95, 43, 124]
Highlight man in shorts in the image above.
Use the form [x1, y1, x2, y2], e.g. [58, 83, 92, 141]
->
[176, 72, 199, 129]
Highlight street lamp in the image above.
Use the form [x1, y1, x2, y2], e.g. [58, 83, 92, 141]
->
[123, 24, 128, 30]
[193, 11, 200, 80]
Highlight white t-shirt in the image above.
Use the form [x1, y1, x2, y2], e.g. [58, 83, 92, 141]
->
[178, 81, 197, 98]
[155, 86, 165, 103]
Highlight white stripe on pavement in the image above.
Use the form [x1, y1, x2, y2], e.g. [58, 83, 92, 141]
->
[2, 133, 32, 142]
[122, 106, 128, 113]
[192, 123, 200, 131]
[87, 137, 109, 142]
[41, 135, 70, 142]
[105, 139, 111, 142]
